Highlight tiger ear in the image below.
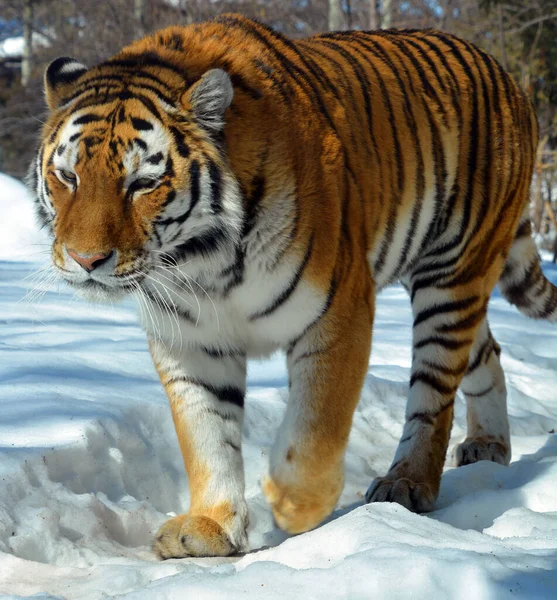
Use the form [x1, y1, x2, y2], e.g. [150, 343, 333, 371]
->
[44, 57, 88, 110]
[182, 69, 233, 133]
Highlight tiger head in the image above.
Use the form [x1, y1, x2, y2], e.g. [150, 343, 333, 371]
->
[31, 55, 243, 301]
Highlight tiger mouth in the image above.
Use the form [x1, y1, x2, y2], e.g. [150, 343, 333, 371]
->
[67, 276, 144, 299]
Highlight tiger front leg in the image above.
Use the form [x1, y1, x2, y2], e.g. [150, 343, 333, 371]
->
[264, 292, 374, 534]
[149, 339, 248, 558]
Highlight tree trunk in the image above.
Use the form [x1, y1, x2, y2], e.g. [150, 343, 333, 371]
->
[533, 139, 549, 234]
[21, 0, 33, 87]
[134, 0, 146, 39]
[440, 0, 453, 31]
[345, 0, 353, 29]
[497, 5, 508, 70]
[369, 1, 380, 30]
[381, 0, 393, 29]
[329, 0, 342, 32]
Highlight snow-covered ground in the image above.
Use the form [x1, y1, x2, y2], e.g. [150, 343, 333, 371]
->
[0, 172, 556, 599]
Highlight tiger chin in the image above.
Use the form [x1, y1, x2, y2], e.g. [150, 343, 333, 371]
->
[30, 14, 556, 559]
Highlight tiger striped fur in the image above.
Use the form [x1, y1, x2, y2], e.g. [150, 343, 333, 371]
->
[31, 14, 555, 558]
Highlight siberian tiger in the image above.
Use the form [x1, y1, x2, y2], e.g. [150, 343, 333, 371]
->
[31, 14, 556, 559]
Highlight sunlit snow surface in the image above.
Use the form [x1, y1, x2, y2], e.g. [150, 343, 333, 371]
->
[0, 172, 556, 599]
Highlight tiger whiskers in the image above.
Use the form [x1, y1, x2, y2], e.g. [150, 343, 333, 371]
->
[20, 263, 58, 307]
[131, 279, 164, 347]
[151, 251, 202, 326]
[139, 270, 184, 352]
[152, 251, 220, 332]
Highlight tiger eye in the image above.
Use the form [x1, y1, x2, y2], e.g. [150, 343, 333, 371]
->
[59, 170, 76, 184]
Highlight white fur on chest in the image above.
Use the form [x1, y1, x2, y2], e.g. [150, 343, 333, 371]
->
[140, 251, 325, 356]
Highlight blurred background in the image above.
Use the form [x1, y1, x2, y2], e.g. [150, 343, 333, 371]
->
[1, 0, 556, 257]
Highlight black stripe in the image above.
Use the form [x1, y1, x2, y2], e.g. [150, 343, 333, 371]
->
[161, 189, 176, 208]
[466, 336, 493, 374]
[229, 73, 263, 100]
[48, 121, 63, 144]
[462, 385, 494, 398]
[249, 236, 314, 321]
[205, 408, 238, 422]
[515, 220, 532, 239]
[422, 359, 469, 376]
[73, 113, 104, 125]
[252, 57, 292, 102]
[157, 160, 199, 226]
[286, 275, 338, 352]
[225, 440, 241, 452]
[171, 227, 229, 263]
[131, 117, 153, 131]
[189, 159, 201, 211]
[143, 287, 196, 325]
[413, 296, 480, 327]
[135, 138, 148, 151]
[146, 152, 163, 165]
[242, 175, 265, 238]
[408, 412, 435, 425]
[410, 370, 458, 395]
[199, 345, 245, 359]
[436, 306, 486, 334]
[414, 336, 473, 351]
[408, 399, 454, 423]
[165, 377, 244, 408]
[412, 254, 461, 279]
[221, 246, 246, 295]
[134, 94, 163, 122]
[501, 260, 541, 307]
[164, 155, 175, 178]
[207, 159, 222, 214]
[107, 53, 186, 79]
[170, 126, 190, 158]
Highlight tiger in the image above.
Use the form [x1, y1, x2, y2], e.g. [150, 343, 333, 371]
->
[30, 13, 556, 559]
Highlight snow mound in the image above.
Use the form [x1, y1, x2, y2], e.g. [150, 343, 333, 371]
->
[0, 172, 50, 261]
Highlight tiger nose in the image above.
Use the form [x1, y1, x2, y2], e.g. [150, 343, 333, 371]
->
[67, 248, 115, 272]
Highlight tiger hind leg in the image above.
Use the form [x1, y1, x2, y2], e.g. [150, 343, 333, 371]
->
[454, 317, 511, 466]
[366, 277, 494, 512]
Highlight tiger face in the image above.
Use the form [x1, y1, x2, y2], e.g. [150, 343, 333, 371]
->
[33, 57, 243, 301]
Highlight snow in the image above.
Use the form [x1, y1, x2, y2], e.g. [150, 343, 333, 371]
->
[0, 173, 556, 598]
[0, 36, 23, 58]
[0, 33, 50, 59]
[0, 173, 50, 261]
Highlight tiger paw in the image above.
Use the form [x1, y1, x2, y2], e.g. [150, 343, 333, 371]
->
[455, 436, 511, 467]
[262, 473, 342, 534]
[153, 514, 238, 559]
[365, 476, 436, 513]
